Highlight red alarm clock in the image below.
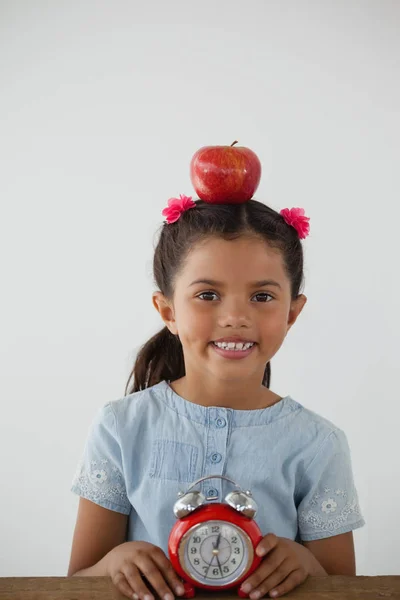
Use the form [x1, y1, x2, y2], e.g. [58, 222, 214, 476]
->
[168, 475, 263, 598]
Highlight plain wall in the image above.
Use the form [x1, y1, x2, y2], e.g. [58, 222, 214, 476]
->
[1, 0, 399, 577]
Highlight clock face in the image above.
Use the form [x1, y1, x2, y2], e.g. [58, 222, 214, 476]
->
[179, 520, 253, 586]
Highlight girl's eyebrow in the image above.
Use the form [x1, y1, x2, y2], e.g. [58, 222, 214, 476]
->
[189, 278, 282, 289]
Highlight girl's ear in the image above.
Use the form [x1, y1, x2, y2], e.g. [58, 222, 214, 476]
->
[152, 292, 178, 335]
[286, 294, 307, 333]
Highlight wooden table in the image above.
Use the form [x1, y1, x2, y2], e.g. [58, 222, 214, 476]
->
[0, 577, 399, 599]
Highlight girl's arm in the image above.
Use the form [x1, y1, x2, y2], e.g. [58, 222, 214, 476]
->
[67, 498, 128, 576]
[303, 531, 356, 575]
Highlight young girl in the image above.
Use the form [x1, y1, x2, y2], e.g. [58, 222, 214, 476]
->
[68, 196, 365, 600]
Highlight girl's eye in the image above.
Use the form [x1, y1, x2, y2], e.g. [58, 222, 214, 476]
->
[197, 292, 273, 302]
[252, 292, 273, 303]
[198, 291, 219, 301]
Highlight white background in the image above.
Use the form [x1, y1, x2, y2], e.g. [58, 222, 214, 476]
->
[1, 0, 399, 578]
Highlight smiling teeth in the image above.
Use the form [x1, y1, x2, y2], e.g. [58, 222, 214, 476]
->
[213, 341, 255, 351]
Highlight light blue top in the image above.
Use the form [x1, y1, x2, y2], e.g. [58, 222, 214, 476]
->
[71, 381, 365, 555]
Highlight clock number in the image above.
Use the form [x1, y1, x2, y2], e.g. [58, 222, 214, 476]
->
[193, 536, 201, 543]
[234, 547, 240, 554]
[231, 558, 237, 565]
[194, 558, 200, 565]
[211, 526, 220, 533]
[190, 547, 197, 554]
[223, 566, 229, 574]
[231, 536, 238, 543]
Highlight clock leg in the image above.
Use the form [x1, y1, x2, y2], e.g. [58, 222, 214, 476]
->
[181, 582, 196, 598]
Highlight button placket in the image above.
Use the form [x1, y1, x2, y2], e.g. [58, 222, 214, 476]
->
[203, 408, 229, 500]
[206, 487, 219, 499]
[211, 452, 222, 463]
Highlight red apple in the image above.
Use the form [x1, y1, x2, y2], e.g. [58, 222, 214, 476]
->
[190, 141, 261, 204]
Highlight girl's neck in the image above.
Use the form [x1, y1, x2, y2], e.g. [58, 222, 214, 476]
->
[169, 375, 282, 411]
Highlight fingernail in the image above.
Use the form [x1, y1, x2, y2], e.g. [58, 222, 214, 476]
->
[250, 592, 261, 600]
[257, 546, 267, 557]
[241, 584, 252, 594]
[164, 594, 174, 600]
[132, 595, 139, 600]
[176, 586, 185, 596]
[144, 595, 153, 600]
[270, 592, 278, 598]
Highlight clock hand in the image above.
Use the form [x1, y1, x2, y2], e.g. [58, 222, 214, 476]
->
[205, 534, 221, 579]
[204, 555, 215, 578]
[215, 534, 225, 577]
[212, 534, 224, 578]
[216, 554, 223, 578]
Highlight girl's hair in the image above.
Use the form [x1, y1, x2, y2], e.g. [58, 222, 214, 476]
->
[125, 200, 305, 395]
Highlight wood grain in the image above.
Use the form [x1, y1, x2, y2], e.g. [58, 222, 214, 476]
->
[0, 576, 399, 599]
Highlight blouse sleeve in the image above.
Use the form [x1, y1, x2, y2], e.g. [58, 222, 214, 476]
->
[297, 429, 365, 541]
[71, 402, 131, 515]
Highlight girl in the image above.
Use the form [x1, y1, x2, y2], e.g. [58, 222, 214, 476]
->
[68, 196, 365, 599]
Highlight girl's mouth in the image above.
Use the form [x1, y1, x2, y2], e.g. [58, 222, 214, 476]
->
[210, 341, 256, 360]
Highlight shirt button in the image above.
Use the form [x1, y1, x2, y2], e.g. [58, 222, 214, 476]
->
[207, 487, 218, 498]
[216, 417, 226, 428]
[211, 452, 222, 464]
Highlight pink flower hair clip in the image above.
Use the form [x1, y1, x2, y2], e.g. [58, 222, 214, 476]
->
[280, 207, 310, 239]
[162, 194, 196, 224]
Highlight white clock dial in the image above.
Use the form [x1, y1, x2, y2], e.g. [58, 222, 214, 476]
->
[180, 520, 253, 586]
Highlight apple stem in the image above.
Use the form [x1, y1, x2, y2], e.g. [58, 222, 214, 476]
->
[230, 140, 238, 147]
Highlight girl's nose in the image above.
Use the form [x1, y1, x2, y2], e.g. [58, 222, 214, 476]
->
[217, 302, 252, 329]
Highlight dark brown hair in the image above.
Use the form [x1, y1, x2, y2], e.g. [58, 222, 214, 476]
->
[125, 200, 305, 395]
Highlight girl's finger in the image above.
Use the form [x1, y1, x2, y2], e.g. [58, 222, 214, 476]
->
[152, 548, 186, 596]
[135, 555, 175, 600]
[240, 548, 286, 594]
[268, 568, 307, 598]
[248, 559, 294, 600]
[256, 534, 279, 558]
[121, 564, 154, 600]
[112, 571, 136, 600]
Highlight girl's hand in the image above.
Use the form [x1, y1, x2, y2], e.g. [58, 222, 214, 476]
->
[239, 534, 326, 599]
[105, 541, 186, 600]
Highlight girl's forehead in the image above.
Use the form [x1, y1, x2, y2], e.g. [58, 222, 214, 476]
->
[178, 236, 288, 283]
